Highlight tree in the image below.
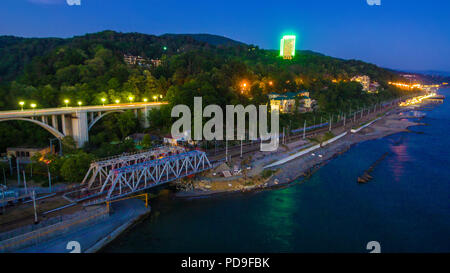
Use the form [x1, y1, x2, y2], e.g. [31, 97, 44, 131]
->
[116, 111, 137, 139]
[60, 151, 94, 183]
[142, 134, 152, 148]
[62, 136, 77, 154]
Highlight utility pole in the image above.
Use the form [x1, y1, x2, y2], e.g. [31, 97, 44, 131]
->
[23, 170, 28, 195]
[8, 157, 12, 176]
[32, 190, 38, 224]
[47, 164, 52, 192]
[303, 120, 306, 139]
[329, 116, 332, 131]
[225, 140, 228, 162]
[240, 139, 243, 159]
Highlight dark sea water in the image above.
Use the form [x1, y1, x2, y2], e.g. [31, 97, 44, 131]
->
[104, 89, 450, 253]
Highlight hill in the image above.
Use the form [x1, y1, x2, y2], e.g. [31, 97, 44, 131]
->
[0, 30, 407, 112]
[161, 33, 245, 47]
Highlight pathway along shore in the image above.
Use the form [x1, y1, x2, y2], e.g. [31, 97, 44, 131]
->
[175, 105, 425, 198]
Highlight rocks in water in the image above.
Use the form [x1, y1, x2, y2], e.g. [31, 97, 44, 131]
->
[357, 152, 389, 184]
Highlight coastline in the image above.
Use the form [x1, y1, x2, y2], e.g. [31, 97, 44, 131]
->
[175, 106, 425, 199]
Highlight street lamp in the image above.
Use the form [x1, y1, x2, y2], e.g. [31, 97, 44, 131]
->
[159, 94, 163, 99]
[64, 99, 69, 108]
[143, 98, 148, 102]
[101, 98, 106, 106]
[77, 101, 82, 108]
[153, 95, 157, 102]
[115, 99, 120, 104]
[30, 103, 37, 111]
[128, 96, 134, 103]
[19, 101, 25, 111]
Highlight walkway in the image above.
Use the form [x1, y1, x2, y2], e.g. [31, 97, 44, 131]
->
[17, 199, 149, 253]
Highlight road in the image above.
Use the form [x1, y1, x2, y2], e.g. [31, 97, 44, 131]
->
[0, 102, 167, 118]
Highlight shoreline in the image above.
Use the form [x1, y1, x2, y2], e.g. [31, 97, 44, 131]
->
[175, 106, 426, 199]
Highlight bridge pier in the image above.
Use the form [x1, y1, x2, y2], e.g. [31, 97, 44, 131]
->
[71, 111, 89, 148]
[142, 106, 150, 128]
[52, 115, 58, 130]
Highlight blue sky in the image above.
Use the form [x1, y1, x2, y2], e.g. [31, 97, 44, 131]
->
[1, 0, 449, 72]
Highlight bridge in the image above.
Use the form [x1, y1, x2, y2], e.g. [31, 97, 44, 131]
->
[0, 102, 166, 147]
[65, 146, 212, 204]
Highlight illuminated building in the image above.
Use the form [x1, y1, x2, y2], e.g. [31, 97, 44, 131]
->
[351, 75, 371, 92]
[280, 35, 296, 59]
[269, 91, 314, 113]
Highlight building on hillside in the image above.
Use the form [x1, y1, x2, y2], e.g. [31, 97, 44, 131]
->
[150, 59, 162, 67]
[369, 82, 380, 93]
[124, 54, 147, 65]
[280, 35, 296, 60]
[123, 54, 161, 67]
[269, 91, 314, 113]
[351, 75, 371, 92]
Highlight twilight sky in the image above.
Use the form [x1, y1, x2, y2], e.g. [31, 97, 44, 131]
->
[1, 0, 449, 72]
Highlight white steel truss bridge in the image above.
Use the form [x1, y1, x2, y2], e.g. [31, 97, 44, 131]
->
[101, 150, 212, 200]
[81, 146, 186, 189]
[69, 149, 212, 203]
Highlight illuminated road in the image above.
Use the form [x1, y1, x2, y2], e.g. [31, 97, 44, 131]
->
[0, 102, 167, 118]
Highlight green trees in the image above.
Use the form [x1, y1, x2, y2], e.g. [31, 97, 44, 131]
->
[116, 111, 138, 139]
[60, 151, 94, 183]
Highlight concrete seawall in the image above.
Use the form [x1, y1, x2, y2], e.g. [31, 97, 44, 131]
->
[16, 199, 150, 253]
[264, 132, 348, 169]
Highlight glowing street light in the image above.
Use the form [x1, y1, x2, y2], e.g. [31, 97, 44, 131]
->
[143, 98, 148, 102]
[77, 101, 82, 108]
[101, 98, 106, 106]
[153, 95, 157, 102]
[159, 95, 163, 99]
[19, 101, 25, 111]
[115, 99, 120, 104]
[128, 96, 134, 103]
[30, 103, 37, 110]
[64, 99, 69, 108]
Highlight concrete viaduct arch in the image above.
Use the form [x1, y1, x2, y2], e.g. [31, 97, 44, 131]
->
[0, 102, 165, 147]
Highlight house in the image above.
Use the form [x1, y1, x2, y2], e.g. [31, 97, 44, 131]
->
[6, 146, 52, 163]
[163, 131, 197, 146]
[351, 75, 371, 92]
[269, 91, 314, 113]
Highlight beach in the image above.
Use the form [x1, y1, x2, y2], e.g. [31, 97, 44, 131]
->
[175, 106, 424, 198]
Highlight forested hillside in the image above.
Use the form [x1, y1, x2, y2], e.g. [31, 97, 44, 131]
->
[0, 30, 411, 154]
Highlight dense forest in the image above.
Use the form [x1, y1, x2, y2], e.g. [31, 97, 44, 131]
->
[0, 30, 418, 182]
